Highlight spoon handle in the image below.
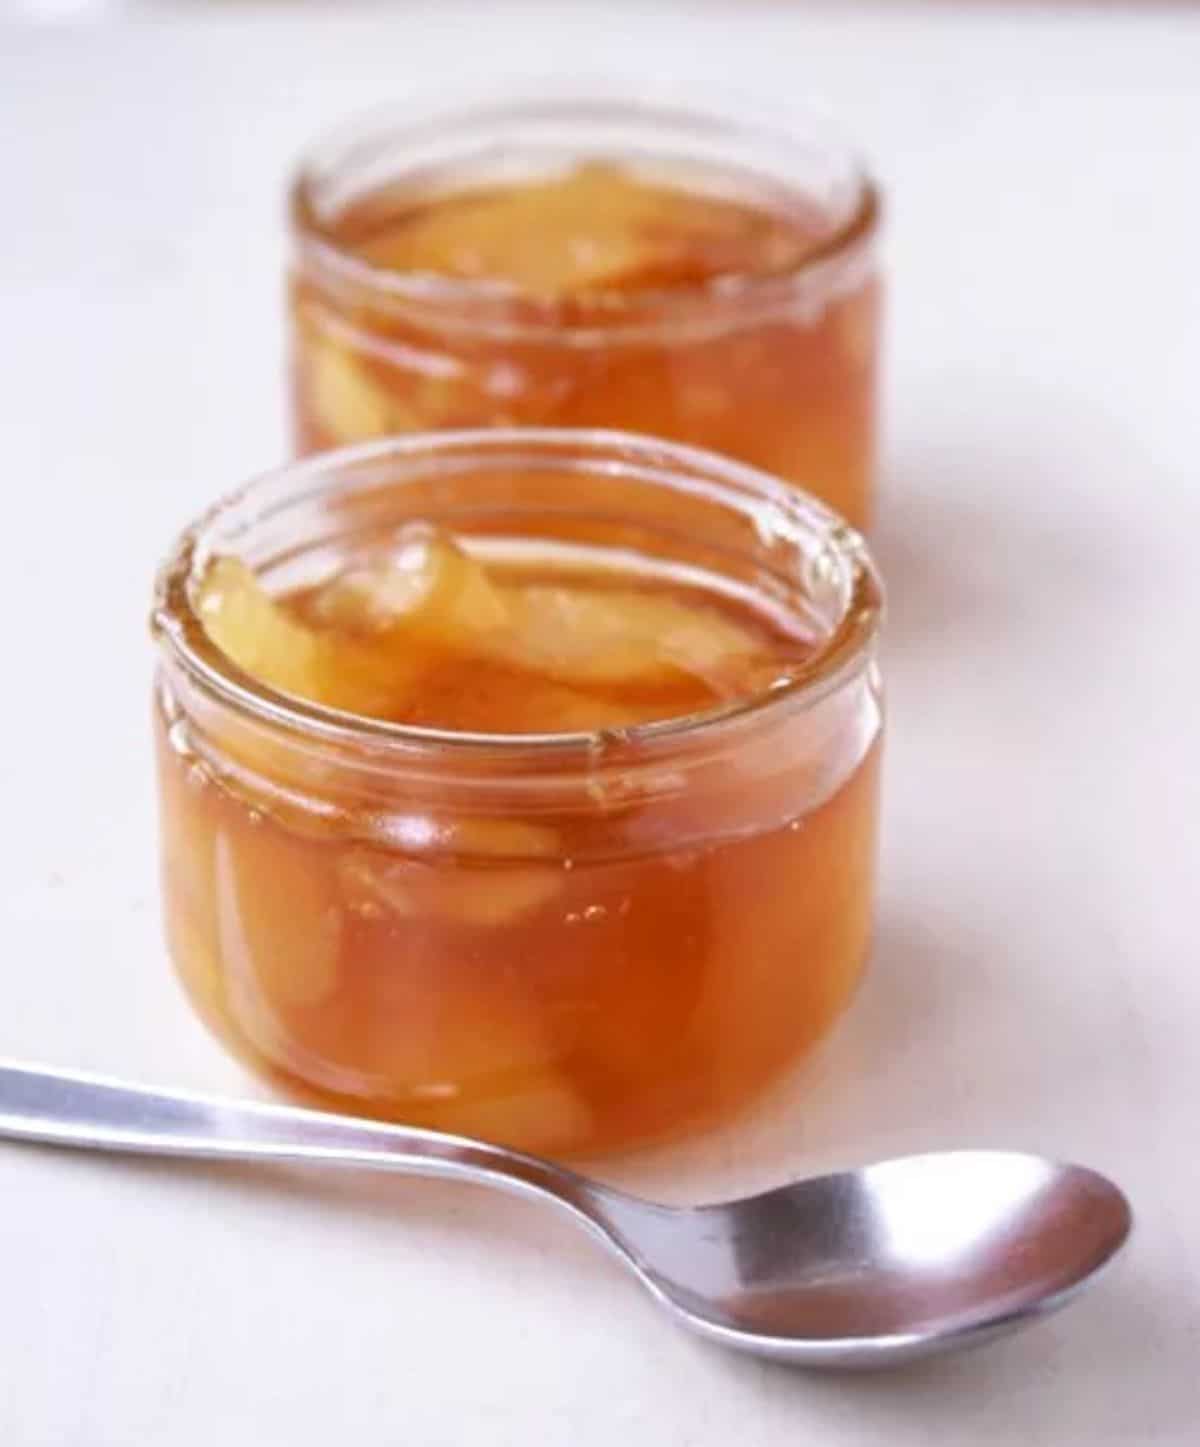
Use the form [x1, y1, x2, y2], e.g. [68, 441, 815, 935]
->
[0, 1059, 587, 1212]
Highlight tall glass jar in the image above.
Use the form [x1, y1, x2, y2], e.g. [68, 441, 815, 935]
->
[289, 95, 881, 528]
[152, 430, 884, 1156]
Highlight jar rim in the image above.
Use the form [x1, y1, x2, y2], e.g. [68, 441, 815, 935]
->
[152, 428, 883, 765]
[289, 91, 881, 346]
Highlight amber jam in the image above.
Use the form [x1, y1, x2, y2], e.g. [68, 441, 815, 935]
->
[152, 431, 883, 1155]
[290, 98, 880, 528]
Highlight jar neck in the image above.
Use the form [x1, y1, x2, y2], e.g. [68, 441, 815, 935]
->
[291, 228, 879, 348]
[290, 94, 880, 345]
[157, 651, 882, 862]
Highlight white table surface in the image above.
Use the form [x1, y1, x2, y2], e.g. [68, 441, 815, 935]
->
[1, 2, 1198, 1441]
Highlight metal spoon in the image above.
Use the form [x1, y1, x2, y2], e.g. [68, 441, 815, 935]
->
[0, 1060, 1130, 1368]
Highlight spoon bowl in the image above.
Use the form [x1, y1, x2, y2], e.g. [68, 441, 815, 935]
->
[0, 1062, 1131, 1368]
[595, 1151, 1131, 1364]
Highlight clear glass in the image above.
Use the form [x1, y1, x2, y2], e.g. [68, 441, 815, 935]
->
[152, 430, 884, 1156]
[289, 94, 881, 528]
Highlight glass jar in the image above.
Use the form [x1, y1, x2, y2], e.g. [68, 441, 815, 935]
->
[152, 430, 884, 1156]
[289, 94, 881, 529]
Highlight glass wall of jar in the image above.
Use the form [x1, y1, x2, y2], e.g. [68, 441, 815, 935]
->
[152, 430, 884, 1156]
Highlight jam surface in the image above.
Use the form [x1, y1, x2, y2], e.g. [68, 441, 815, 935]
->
[195, 524, 813, 732]
[338, 162, 826, 299]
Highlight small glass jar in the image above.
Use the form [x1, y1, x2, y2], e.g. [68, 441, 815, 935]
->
[152, 430, 883, 1156]
[289, 94, 881, 529]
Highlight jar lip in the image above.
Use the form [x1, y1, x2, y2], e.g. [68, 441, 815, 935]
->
[152, 429, 883, 764]
[289, 91, 881, 345]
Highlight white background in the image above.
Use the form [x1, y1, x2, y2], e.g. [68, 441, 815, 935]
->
[1, 2, 1198, 1442]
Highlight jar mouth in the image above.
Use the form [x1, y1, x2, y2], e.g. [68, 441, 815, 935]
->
[289, 93, 880, 346]
[152, 429, 882, 764]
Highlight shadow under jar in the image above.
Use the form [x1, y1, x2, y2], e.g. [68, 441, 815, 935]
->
[289, 95, 881, 529]
[152, 431, 884, 1156]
